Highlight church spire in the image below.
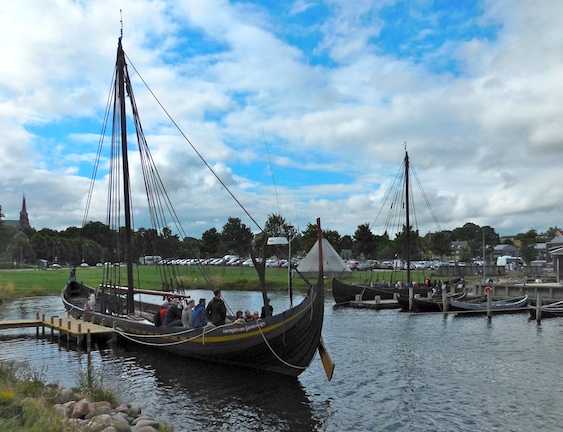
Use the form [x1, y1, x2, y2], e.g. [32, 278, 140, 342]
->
[19, 194, 30, 228]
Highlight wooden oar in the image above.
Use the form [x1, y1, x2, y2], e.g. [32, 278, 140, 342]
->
[318, 337, 335, 381]
[102, 285, 192, 299]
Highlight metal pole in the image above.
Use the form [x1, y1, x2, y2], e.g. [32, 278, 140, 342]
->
[288, 227, 294, 308]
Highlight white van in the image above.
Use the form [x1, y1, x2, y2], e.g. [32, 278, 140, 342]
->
[496, 255, 522, 267]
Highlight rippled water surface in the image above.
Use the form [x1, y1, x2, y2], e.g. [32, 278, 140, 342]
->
[1, 293, 562, 431]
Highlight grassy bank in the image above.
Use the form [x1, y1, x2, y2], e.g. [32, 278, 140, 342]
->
[0, 265, 321, 301]
[0, 360, 173, 431]
[0, 361, 67, 431]
[0, 265, 462, 302]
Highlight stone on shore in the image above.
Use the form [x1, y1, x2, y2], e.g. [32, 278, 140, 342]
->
[49, 386, 173, 431]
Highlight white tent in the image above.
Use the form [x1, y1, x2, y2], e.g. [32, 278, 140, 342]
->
[297, 237, 351, 278]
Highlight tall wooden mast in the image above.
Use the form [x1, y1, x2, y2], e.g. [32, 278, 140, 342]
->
[117, 37, 135, 313]
[404, 150, 411, 285]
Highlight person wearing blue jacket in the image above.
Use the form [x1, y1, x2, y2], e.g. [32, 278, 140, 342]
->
[190, 298, 207, 327]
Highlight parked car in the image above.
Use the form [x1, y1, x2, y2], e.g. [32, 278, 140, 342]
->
[52, 263, 61, 269]
[80, 262, 89, 268]
[346, 260, 359, 270]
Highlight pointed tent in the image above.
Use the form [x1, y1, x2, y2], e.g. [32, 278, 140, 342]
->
[297, 237, 352, 278]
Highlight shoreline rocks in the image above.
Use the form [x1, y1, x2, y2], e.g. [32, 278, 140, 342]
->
[50, 386, 172, 432]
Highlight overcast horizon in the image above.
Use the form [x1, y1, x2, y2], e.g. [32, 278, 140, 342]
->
[1, 1, 562, 239]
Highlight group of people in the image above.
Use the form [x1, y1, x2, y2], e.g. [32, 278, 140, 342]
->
[154, 289, 274, 328]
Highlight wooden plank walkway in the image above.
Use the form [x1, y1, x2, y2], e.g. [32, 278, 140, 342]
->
[0, 315, 115, 352]
[0, 319, 43, 329]
[0, 316, 114, 336]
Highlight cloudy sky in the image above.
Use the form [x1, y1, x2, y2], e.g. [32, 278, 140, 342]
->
[1, 0, 562, 239]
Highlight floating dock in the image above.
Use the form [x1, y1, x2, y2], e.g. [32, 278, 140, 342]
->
[348, 299, 400, 309]
[0, 314, 115, 351]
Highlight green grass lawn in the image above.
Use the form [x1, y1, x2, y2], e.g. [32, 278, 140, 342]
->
[0, 265, 317, 301]
[0, 264, 455, 301]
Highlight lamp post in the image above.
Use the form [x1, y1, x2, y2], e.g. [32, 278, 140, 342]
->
[287, 226, 296, 308]
[267, 226, 296, 308]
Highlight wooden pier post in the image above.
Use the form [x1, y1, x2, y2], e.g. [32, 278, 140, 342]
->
[87, 329, 91, 354]
[67, 320, 71, 349]
[77, 323, 82, 347]
[536, 294, 542, 323]
[442, 288, 448, 313]
[41, 314, 45, 337]
[486, 290, 492, 320]
[408, 287, 414, 311]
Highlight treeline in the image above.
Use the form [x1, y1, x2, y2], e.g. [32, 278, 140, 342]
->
[0, 209, 559, 267]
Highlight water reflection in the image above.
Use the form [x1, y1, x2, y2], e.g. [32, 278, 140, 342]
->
[99, 344, 319, 431]
[3, 295, 563, 431]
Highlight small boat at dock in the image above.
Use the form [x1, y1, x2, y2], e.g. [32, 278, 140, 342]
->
[449, 294, 529, 314]
[396, 290, 467, 312]
[528, 300, 563, 319]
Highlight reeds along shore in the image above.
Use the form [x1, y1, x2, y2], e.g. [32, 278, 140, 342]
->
[0, 361, 173, 431]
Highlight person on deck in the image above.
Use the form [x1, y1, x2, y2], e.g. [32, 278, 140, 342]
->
[182, 299, 195, 328]
[206, 289, 227, 327]
[244, 310, 253, 321]
[84, 293, 96, 311]
[261, 297, 273, 318]
[155, 301, 169, 326]
[231, 310, 246, 324]
[190, 298, 207, 328]
[164, 298, 182, 327]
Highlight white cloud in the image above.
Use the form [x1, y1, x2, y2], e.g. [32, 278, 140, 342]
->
[0, 0, 562, 241]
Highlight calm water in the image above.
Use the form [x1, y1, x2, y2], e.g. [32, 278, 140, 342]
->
[1, 292, 562, 432]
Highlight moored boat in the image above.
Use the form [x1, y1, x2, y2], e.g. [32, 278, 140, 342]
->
[528, 300, 563, 319]
[331, 148, 450, 306]
[62, 36, 331, 379]
[332, 277, 432, 305]
[450, 294, 529, 314]
[396, 290, 468, 312]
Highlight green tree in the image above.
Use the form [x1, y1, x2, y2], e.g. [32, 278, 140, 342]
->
[543, 226, 562, 239]
[82, 221, 111, 251]
[515, 229, 539, 264]
[324, 229, 341, 253]
[201, 228, 221, 257]
[429, 231, 451, 259]
[264, 214, 289, 237]
[221, 217, 254, 257]
[391, 225, 422, 261]
[300, 223, 319, 253]
[374, 233, 392, 259]
[353, 223, 376, 259]
[451, 222, 480, 241]
[340, 235, 353, 252]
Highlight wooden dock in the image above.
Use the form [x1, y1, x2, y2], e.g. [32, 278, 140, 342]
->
[0, 314, 115, 351]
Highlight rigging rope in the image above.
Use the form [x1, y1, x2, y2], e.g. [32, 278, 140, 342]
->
[125, 53, 264, 234]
